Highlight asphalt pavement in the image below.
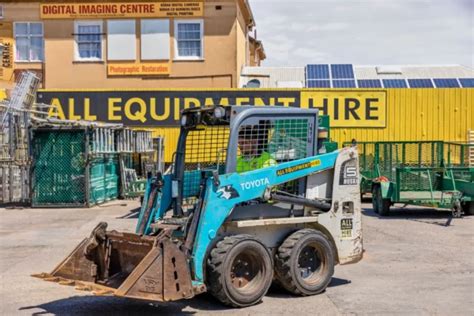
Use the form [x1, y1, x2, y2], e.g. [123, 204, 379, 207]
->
[1, 201, 473, 315]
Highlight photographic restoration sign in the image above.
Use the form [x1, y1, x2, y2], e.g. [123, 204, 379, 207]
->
[107, 63, 170, 76]
[36, 89, 387, 127]
[40, 2, 203, 19]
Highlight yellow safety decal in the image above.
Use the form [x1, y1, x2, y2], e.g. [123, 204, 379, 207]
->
[276, 159, 321, 177]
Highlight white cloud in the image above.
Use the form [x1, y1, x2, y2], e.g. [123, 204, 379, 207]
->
[250, 0, 473, 67]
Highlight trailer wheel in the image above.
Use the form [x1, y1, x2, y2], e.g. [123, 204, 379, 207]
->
[462, 202, 474, 216]
[372, 185, 390, 216]
[275, 229, 334, 296]
[207, 235, 273, 307]
[372, 187, 380, 214]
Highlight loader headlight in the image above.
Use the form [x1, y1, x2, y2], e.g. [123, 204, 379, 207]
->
[214, 107, 225, 119]
[180, 114, 187, 126]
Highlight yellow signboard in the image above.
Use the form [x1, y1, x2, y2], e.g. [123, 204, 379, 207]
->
[301, 90, 387, 127]
[40, 2, 203, 19]
[107, 62, 170, 76]
[0, 22, 14, 82]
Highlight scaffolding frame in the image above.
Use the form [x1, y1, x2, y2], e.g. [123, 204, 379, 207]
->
[1, 72, 40, 204]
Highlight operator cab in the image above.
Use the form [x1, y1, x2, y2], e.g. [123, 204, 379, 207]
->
[172, 106, 324, 217]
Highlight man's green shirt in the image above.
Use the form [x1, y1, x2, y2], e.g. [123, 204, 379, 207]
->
[236, 152, 277, 173]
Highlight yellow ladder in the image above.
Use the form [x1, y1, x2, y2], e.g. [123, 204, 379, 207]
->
[468, 130, 474, 166]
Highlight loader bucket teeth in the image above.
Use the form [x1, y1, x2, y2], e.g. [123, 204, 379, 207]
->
[34, 225, 196, 302]
[75, 285, 91, 291]
[58, 279, 75, 286]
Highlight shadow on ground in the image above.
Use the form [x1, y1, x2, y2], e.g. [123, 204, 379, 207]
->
[19, 278, 351, 315]
[361, 206, 462, 227]
[20, 293, 226, 315]
[116, 207, 141, 219]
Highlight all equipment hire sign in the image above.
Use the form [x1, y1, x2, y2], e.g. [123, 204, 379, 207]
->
[36, 89, 387, 128]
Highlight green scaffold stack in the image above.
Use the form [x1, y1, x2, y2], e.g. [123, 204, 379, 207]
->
[31, 128, 120, 207]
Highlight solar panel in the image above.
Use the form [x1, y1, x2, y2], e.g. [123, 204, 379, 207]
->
[332, 80, 356, 88]
[382, 79, 408, 88]
[433, 78, 459, 88]
[357, 79, 382, 88]
[459, 78, 474, 88]
[306, 80, 331, 88]
[408, 79, 434, 88]
[331, 64, 354, 79]
[306, 64, 330, 79]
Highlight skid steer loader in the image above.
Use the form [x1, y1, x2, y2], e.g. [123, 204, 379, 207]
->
[34, 106, 363, 307]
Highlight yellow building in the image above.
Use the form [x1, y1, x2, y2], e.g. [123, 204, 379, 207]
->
[0, 0, 265, 91]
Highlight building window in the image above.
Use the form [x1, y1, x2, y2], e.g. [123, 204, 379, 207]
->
[141, 19, 170, 60]
[14, 22, 44, 62]
[174, 19, 203, 60]
[74, 21, 103, 61]
[107, 20, 136, 61]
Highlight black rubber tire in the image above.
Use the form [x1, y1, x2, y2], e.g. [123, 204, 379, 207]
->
[462, 202, 474, 216]
[275, 229, 334, 296]
[207, 235, 273, 307]
[373, 185, 391, 216]
[372, 186, 380, 214]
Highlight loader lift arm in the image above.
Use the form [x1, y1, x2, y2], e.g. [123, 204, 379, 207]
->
[191, 150, 339, 282]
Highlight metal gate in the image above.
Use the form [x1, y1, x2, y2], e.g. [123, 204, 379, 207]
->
[31, 130, 87, 207]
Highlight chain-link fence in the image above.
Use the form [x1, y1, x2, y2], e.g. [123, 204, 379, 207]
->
[443, 142, 473, 167]
[31, 129, 121, 207]
[375, 141, 444, 182]
[345, 140, 473, 197]
[89, 154, 119, 205]
[443, 142, 474, 183]
[397, 168, 443, 192]
[31, 130, 87, 207]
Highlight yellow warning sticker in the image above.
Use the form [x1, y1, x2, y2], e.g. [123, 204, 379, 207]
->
[276, 159, 321, 177]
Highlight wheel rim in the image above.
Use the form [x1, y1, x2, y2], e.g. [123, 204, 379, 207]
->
[296, 243, 325, 285]
[229, 250, 265, 294]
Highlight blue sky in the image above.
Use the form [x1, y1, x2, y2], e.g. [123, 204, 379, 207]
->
[249, 0, 473, 67]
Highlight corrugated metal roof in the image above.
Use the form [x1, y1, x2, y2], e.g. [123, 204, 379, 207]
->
[240, 64, 474, 88]
[354, 64, 474, 79]
[240, 67, 304, 88]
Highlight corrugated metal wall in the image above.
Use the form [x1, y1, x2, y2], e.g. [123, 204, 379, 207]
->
[144, 88, 472, 162]
[148, 127, 180, 162]
[331, 88, 473, 145]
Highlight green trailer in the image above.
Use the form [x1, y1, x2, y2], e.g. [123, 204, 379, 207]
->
[344, 140, 474, 217]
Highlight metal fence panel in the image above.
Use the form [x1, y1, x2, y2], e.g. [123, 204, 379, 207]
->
[31, 130, 87, 207]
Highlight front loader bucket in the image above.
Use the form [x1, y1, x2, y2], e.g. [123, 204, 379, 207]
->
[33, 222, 197, 302]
